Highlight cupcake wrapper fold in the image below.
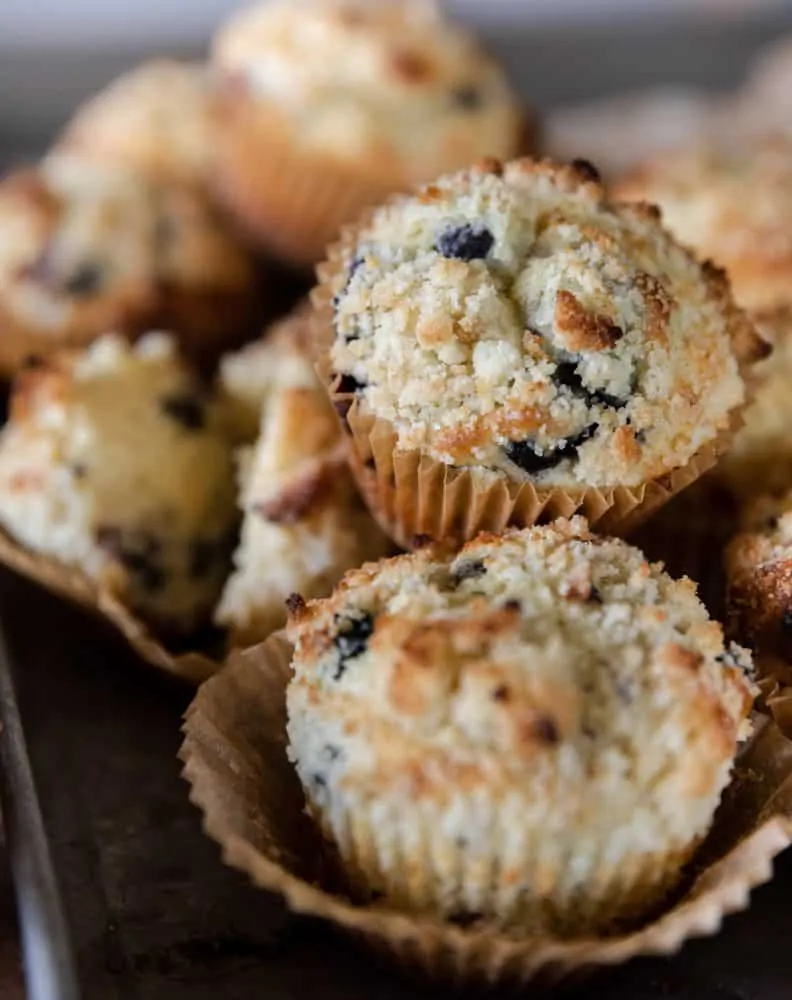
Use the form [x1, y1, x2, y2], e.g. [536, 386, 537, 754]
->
[312, 237, 745, 547]
[213, 100, 413, 269]
[0, 526, 219, 683]
[180, 633, 792, 989]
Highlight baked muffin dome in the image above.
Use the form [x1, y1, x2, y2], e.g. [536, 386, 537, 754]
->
[0, 154, 257, 374]
[215, 309, 390, 646]
[212, 0, 522, 181]
[56, 60, 214, 187]
[0, 333, 237, 634]
[325, 158, 752, 489]
[286, 517, 755, 934]
[726, 487, 792, 683]
[616, 138, 792, 314]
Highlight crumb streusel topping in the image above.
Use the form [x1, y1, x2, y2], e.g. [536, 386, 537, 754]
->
[327, 158, 750, 487]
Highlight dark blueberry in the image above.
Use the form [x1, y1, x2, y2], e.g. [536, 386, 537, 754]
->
[322, 744, 342, 762]
[332, 373, 365, 423]
[766, 516, 780, 530]
[70, 462, 88, 479]
[492, 685, 510, 702]
[189, 539, 217, 579]
[533, 716, 560, 745]
[309, 773, 327, 792]
[571, 158, 601, 183]
[410, 534, 433, 550]
[63, 262, 104, 296]
[122, 552, 166, 593]
[454, 836, 468, 850]
[435, 224, 494, 262]
[451, 84, 482, 110]
[554, 361, 627, 410]
[448, 911, 484, 929]
[634, 429, 648, 444]
[505, 424, 598, 475]
[451, 559, 486, 584]
[333, 612, 375, 680]
[615, 679, 633, 705]
[334, 373, 365, 395]
[502, 599, 522, 612]
[21, 354, 45, 369]
[782, 610, 792, 635]
[160, 393, 205, 431]
[96, 528, 166, 592]
[588, 586, 603, 604]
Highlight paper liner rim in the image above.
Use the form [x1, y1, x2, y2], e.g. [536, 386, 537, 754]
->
[0, 525, 219, 684]
[180, 633, 792, 979]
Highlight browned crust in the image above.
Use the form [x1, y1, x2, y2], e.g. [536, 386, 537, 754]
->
[254, 447, 349, 524]
[553, 289, 623, 352]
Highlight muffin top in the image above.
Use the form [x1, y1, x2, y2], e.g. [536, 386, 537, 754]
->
[0, 155, 254, 342]
[56, 60, 214, 186]
[726, 486, 792, 664]
[326, 158, 754, 487]
[288, 518, 754, 802]
[0, 333, 237, 630]
[616, 139, 792, 313]
[212, 0, 522, 176]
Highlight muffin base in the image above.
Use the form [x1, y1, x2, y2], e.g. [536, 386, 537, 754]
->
[212, 92, 533, 270]
[181, 633, 792, 988]
[0, 524, 219, 683]
[330, 397, 740, 548]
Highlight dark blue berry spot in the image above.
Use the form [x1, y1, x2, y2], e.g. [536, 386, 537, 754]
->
[63, 262, 104, 296]
[782, 610, 792, 635]
[436, 224, 493, 262]
[554, 361, 627, 410]
[505, 424, 598, 475]
[451, 559, 486, 584]
[160, 393, 205, 431]
[333, 612, 375, 680]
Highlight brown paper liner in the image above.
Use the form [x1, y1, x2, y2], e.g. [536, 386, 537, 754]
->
[212, 93, 532, 270]
[0, 525, 219, 684]
[181, 633, 792, 988]
[311, 242, 744, 547]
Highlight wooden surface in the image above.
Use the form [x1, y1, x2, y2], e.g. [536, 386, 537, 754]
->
[0, 566, 790, 1000]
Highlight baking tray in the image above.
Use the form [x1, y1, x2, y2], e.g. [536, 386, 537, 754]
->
[2, 16, 792, 1000]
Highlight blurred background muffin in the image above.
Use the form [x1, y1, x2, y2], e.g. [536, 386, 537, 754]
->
[55, 59, 214, 189]
[0, 153, 260, 375]
[210, 0, 527, 266]
[0, 333, 237, 635]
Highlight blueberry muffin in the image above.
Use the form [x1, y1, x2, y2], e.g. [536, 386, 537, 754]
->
[216, 309, 390, 646]
[56, 60, 214, 187]
[315, 157, 758, 546]
[286, 517, 755, 934]
[211, 0, 527, 266]
[0, 333, 237, 635]
[0, 154, 258, 375]
[726, 487, 792, 684]
[616, 138, 792, 314]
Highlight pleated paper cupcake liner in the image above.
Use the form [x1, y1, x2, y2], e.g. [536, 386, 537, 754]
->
[180, 633, 792, 990]
[0, 526, 220, 683]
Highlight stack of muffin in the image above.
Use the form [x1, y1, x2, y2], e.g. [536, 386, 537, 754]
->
[0, 0, 789, 953]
